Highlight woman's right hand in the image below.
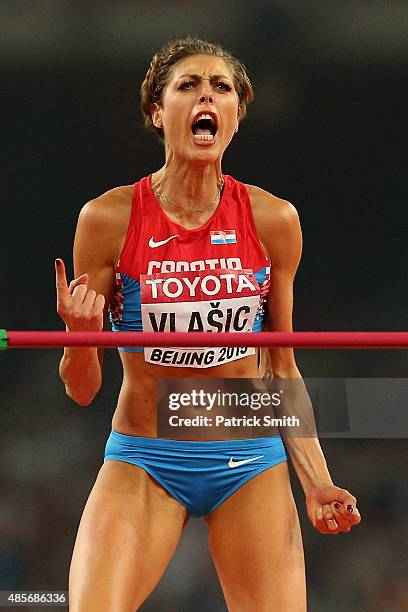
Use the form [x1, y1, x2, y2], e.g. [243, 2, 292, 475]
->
[55, 258, 105, 332]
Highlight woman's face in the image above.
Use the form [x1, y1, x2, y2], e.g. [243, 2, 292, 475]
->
[153, 54, 240, 163]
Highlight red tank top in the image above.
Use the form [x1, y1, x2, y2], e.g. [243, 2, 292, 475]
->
[109, 175, 270, 368]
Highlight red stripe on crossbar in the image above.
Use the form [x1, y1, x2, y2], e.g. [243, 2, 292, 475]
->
[6, 331, 408, 348]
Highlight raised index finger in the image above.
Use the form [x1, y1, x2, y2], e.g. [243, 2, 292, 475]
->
[55, 258, 70, 300]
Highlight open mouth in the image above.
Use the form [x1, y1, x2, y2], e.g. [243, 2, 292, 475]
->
[191, 113, 217, 141]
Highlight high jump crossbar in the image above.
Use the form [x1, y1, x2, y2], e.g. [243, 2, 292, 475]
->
[1, 330, 408, 349]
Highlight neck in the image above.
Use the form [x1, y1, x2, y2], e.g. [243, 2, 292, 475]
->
[151, 157, 224, 213]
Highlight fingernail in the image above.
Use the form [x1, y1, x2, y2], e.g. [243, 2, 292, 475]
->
[55, 259, 61, 266]
[334, 503, 341, 510]
[347, 505, 354, 513]
[317, 508, 323, 519]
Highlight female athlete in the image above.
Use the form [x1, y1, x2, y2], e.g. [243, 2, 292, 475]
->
[55, 38, 361, 611]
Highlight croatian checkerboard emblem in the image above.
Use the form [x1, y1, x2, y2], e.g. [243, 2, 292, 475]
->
[210, 230, 237, 245]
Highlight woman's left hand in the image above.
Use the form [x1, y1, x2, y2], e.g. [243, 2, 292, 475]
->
[306, 483, 362, 534]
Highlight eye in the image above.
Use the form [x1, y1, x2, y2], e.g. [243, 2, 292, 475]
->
[178, 81, 195, 90]
[213, 81, 232, 92]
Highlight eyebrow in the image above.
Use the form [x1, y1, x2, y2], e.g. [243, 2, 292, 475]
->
[177, 73, 232, 81]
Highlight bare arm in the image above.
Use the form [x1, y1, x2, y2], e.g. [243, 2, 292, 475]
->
[57, 194, 124, 405]
[251, 186, 361, 533]
[259, 200, 328, 485]
[256, 195, 332, 489]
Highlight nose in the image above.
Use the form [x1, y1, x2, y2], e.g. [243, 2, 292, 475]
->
[198, 79, 213, 104]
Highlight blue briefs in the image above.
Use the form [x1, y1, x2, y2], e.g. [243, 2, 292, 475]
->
[104, 430, 287, 518]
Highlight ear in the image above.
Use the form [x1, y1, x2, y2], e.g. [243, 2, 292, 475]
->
[151, 103, 163, 128]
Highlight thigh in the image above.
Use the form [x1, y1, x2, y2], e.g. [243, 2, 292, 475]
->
[205, 462, 306, 612]
[69, 459, 188, 612]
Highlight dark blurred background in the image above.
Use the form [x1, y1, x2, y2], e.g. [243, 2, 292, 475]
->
[1, 1, 407, 610]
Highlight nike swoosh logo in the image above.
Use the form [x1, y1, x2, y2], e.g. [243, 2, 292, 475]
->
[148, 235, 179, 248]
[228, 455, 264, 468]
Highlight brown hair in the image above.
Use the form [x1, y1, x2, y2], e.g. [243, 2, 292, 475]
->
[140, 37, 254, 140]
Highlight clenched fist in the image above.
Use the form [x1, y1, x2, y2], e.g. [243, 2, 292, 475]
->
[306, 482, 361, 535]
[55, 258, 105, 332]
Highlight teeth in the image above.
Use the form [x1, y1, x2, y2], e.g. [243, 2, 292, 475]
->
[194, 134, 215, 141]
[194, 113, 215, 125]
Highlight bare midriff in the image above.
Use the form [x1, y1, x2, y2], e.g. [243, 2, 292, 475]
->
[111, 350, 263, 439]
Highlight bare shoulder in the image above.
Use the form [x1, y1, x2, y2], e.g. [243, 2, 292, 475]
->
[74, 184, 134, 266]
[244, 183, 302, 264]
[79, 184, 133, 235]
[245, 183, 299, 227]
